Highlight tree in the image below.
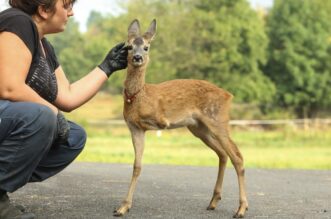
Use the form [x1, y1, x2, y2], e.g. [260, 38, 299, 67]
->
[265, 0, 331, 117]
[175, 0, 275, 104]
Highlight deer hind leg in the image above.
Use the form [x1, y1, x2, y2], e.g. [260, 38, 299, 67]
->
[188, 125, 228, 211]
[210, 123, 248, 218]
[113, 127, 145, 217]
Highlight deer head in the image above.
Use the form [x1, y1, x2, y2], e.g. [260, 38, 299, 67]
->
[127, 19, 157, 67]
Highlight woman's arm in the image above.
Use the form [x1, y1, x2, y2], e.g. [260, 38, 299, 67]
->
[54, 66, 108, 112]
[0, 32, 58, 114]
[54, 42, 128, 112]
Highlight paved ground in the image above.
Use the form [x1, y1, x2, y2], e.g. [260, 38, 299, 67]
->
[9, 162, 331, 219]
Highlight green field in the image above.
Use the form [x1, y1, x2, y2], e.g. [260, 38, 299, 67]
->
[66, 93, 331, 170]
[75, 126, 331, 170]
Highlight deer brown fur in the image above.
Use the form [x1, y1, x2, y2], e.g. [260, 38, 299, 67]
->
[113, 19, 248, 218]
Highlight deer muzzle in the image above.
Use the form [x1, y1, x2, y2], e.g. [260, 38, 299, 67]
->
[132, 54, 144, 66]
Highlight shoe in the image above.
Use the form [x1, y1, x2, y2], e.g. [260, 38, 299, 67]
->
[0, 193, 35, 219]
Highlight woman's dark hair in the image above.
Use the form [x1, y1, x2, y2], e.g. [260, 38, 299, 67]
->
[9, 0, 76, 15]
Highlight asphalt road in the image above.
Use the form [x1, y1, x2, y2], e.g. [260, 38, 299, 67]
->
[10, 162, 331, 219]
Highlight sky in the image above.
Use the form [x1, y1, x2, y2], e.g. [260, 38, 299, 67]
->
[0, 0, 274, 32]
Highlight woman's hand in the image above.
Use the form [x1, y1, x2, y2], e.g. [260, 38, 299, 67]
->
[98, 42, 128, 77]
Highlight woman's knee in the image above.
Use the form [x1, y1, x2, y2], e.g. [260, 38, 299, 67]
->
[67, 122, 87, 150]
[25, 103, 57, 136]
[38, 106, 57, 130]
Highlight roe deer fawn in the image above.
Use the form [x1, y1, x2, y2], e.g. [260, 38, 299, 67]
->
[113, 19, 248, 218]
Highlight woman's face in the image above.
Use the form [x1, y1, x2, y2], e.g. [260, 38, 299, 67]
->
[44, 0, 74, 34]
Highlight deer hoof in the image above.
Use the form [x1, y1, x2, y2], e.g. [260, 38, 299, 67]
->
[233, 206, 248, 218]
[233, 213, 245, 218]
[113, 205, 130, 217]
[207, 206, 215, 210]
[113, 210, 124, 217]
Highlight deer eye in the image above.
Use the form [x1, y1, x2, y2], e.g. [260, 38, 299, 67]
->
[144, 46, 149, 51]
[127, 45, 133, 50]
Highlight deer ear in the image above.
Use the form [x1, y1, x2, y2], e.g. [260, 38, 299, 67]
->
[128, 19, 140, 40]
[143, 19, 157, 42]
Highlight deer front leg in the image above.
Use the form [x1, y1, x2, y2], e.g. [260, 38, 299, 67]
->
[113, 128, 145, 217]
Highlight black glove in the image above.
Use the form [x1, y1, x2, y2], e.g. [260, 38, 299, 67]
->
[98, 42, 128, 77]
[55, 112, 70, 144]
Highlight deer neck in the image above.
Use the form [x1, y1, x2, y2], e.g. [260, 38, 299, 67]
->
[124, 64, 146, 94]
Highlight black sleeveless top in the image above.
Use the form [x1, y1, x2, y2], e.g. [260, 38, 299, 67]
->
[0, 8, 59, 103]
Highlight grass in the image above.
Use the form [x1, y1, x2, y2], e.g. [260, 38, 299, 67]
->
[66, 93, 331, 170]
[75, 126, 331, 170]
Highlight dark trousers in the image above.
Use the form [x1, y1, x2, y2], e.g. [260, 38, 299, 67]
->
[0, 100, 86, 193]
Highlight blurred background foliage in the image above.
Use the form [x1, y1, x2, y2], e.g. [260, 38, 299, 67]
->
[48, 0, 331, 119]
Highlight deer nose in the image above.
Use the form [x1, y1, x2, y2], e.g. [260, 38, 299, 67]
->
[133, 54, 143, 62]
